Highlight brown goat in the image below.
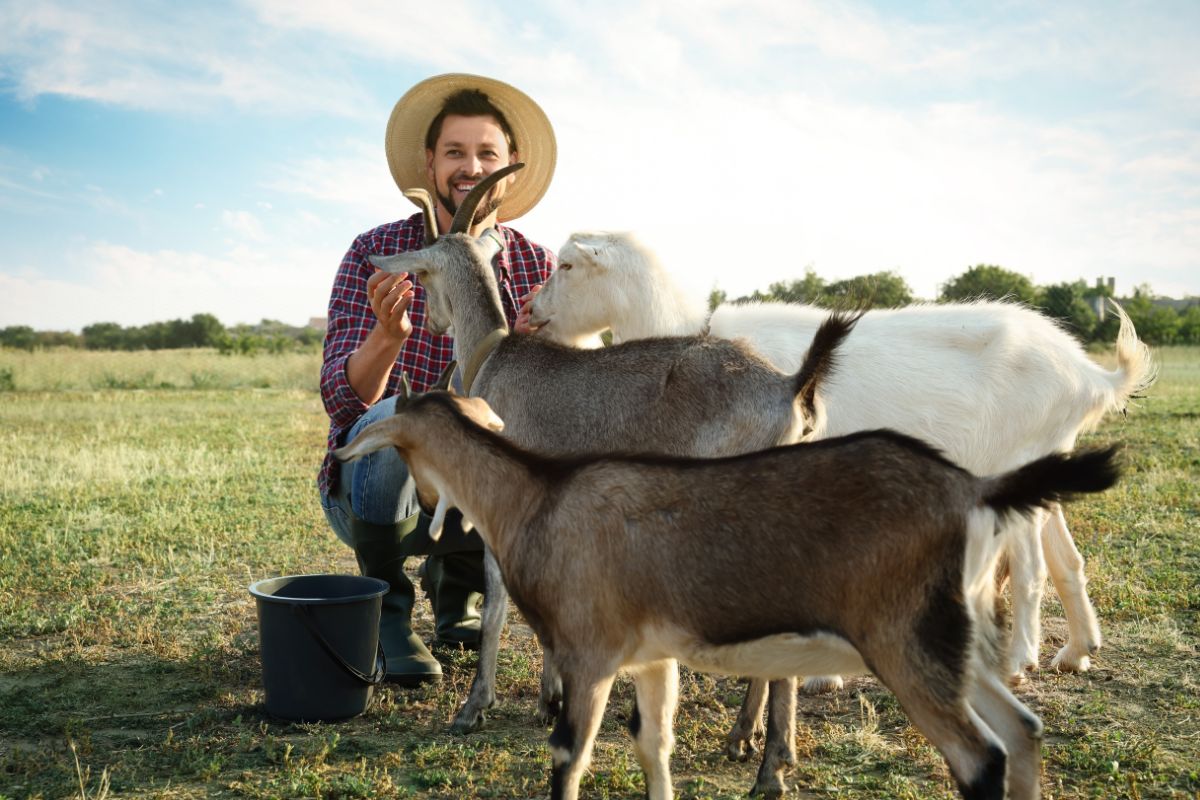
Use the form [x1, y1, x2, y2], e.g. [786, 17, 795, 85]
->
[336, 390, 1121, 800]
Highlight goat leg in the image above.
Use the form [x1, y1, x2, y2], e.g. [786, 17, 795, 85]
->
[629, 659, 679, 800]
[726, 678, 767, 760]
[537, 654, 563, 724]
[450, 547, 506, 733]
[1041, 504, 1101, 672]
[750, 677, 797, 797]
[1006, 513, 1048, 677]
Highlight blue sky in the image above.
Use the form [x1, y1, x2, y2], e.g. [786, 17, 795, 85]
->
[1, 0, 1197, 331]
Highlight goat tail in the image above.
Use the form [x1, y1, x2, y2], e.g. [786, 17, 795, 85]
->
[1109, 299, 1158, 408]
[981, 445, 1122, 521]
[793, 308, 864, 415]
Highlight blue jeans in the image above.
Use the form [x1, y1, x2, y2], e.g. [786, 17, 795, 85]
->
[320, 394, 481, 555]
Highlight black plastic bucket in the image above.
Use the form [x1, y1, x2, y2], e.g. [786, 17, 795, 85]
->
[248, 574, 388, 722]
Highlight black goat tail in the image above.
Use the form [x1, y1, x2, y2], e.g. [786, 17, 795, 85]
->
[982, 445, 1122, 520]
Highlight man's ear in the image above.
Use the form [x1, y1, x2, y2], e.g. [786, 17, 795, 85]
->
[426, 148, 435, 183]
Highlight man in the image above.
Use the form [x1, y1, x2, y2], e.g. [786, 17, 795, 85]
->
[318, 74, 557, 684]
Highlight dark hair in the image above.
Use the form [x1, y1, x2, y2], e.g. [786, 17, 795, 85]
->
[425, 89, 517, 154]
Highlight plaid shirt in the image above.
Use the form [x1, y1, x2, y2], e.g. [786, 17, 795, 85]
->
[318, 212, 556, 496]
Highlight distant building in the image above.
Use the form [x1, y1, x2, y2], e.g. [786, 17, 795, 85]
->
[1089, 278, 1116, 321]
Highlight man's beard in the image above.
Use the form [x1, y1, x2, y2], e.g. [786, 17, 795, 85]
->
[437, 186, 502, 227]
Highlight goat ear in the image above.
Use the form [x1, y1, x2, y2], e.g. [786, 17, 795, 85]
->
[434, 360, 459, 393]
[460, 396, 505, 432]
[369, 252, 417, 274]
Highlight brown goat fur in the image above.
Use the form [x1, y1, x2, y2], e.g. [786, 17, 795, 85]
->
[337, 390, 1121, 800]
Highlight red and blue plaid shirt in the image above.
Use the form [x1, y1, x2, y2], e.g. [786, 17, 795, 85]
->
[318, 212, 556, 495]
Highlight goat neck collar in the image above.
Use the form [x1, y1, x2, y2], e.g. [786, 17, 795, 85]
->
[462, 327, 509, 396]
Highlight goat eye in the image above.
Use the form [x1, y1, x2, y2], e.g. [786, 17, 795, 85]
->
[560, 262, 573, 271]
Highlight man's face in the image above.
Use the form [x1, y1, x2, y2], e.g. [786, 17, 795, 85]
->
[425, 113, 516, 223]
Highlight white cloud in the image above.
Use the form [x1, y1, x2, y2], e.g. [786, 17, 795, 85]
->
[262, 138, 397, 224]
[519, 79, 1200, 301]
[0, 1, 376, 116]
[220, 209, 267, 241]
[0, 239, 336, 330]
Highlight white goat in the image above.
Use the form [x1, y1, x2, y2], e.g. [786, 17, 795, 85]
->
[529, 230, 1155, 680]
[336, 388, 1123, 800]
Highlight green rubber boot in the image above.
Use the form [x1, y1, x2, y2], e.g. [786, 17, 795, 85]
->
[350, 515, 441, 686]
[424, 551, 485, 650]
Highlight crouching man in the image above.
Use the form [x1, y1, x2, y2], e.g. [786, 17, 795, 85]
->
[317, 73, 557, 683]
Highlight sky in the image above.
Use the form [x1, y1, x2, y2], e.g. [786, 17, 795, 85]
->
[1, 0, 1198, 332]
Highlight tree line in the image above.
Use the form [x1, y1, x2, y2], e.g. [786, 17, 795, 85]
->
[3, 264, 1197, 352]
[710, 264, 1199, 346]
[0, 313, 323, 354]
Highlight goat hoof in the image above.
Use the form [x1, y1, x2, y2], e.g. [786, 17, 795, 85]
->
[449, 709, 486, 735]
[749, 777, 786, 797]
[801, 675, 844, 695]
[725, 736, 758, 762]
[1051, 647, 1091, 673]
[1006, 670, 1030, 688]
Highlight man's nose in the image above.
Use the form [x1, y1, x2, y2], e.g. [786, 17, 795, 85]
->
[463, 155, 483, 176]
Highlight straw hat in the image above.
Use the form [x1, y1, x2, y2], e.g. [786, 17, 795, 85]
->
[385, 73, 556, 222]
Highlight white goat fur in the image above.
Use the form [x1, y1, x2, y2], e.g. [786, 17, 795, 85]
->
[531, 230, 1157, 680]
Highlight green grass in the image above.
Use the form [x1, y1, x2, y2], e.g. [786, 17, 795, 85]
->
[1, 346, 1197, 799]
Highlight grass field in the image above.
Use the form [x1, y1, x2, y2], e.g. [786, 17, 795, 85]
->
[1, 346, 1197, 799]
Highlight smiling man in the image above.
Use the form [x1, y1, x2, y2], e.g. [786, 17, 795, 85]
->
[318, 74, 557, 685]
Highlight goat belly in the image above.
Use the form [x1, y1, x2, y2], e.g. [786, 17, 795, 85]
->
[629, 624, 868, 681]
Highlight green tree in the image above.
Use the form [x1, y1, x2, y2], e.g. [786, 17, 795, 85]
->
[1124, 285, 1181, 345]
[1139, 307, 1181, 345]
[939, 264, 1037, 304]
[1038, 281, 1098, 341]
[736, 268, 826, 305]
[708, 287, 727, 312]
[0, 325, 37, 351]
[1177, 304, 1200, 344]
[82, 322, 128, 350]
[34, 330, 82, 348]
[187, 313, 226, 347]
[825, 270, 913, 309]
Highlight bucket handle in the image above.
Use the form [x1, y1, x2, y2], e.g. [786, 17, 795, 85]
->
[291, 604, 386, 687]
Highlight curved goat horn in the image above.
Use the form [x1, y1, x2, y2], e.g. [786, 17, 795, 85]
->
[403, 188, 439, 247]
[449, 162, 526, 235]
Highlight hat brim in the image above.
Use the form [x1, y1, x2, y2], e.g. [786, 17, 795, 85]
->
[385, 73, 556, 223]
